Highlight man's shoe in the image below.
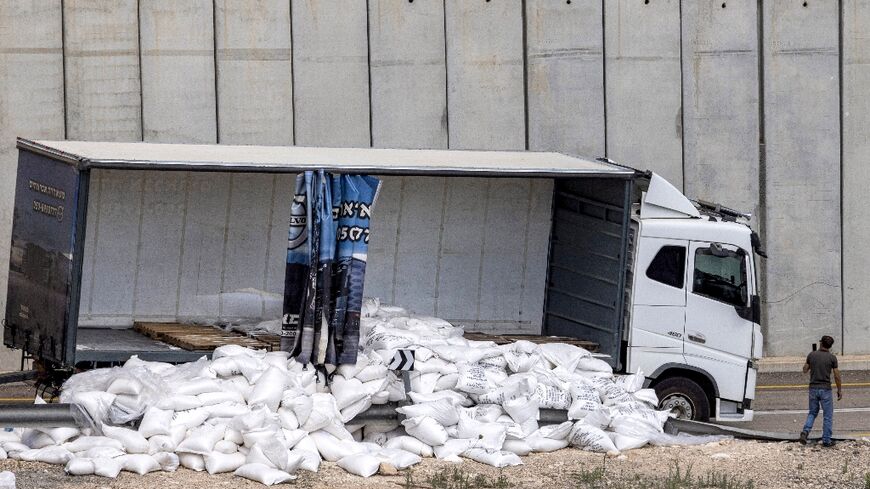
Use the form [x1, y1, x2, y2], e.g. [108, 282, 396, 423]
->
[799, 431, 808, 445]
[822, 440, 836, 448]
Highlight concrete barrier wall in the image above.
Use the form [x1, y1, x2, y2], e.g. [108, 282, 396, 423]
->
[762, 1, 841, 356]
[842, 0, 870, 355]
[0, 0, 867, 359]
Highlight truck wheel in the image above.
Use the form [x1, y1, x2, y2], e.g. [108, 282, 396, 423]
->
[654, 377, 710, 421]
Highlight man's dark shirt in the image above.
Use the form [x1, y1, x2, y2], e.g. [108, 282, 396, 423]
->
[807, 350, 838, 389]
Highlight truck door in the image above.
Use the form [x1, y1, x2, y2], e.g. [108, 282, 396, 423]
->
[628, 237, 688, 373]
[683, 242, 754, 403]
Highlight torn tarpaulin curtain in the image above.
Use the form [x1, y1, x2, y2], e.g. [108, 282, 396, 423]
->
[281, 171, 381, 367]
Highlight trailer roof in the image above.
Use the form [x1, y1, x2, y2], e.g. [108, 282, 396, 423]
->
[18, 138, 635, 178]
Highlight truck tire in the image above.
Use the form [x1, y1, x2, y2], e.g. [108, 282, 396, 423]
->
[654, 377, 710, 421]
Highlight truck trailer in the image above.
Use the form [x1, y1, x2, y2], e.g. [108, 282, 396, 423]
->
[3, 138, 764, 421]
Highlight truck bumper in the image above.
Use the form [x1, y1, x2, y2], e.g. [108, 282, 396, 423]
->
[714, 398, 755, 422]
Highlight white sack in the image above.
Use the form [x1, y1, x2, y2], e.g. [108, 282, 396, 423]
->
[101, 425, 149, 454]
[234, 463, 296, 485]
[462, 448, 523, 468]
[119, 454, 161, 475]
[138, 407, 173, 438]
[19, 446, 73, 465]
[204, 451, 247, 474]
[154, 451, 180, 472]
[337, 453, 381, 477]
[396, 399, 460, 427]
[65, 457, 95, 475]
[93, 457, 123, 478]
[248, 367, 290, 411]
[374, 448, 421, 470]
[401, 416, 449, 447]
[384, 436, 434, 458]
[179, 452, 206, 471]
[309, 431, 366, 462]
[568, 422, 619, 454]
[176, 425, 226, 455]
[63, 436, 123, 453]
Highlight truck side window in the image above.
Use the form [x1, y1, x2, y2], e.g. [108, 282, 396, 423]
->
[646, 246, 686, 288]
[693, 247, 747, 306]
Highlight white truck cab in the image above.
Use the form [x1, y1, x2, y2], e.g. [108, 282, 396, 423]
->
[627, 174, 763, 421]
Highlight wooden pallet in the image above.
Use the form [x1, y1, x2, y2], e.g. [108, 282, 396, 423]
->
[463, 332, 599, 353]
[134, 322, 273, 352]
[248, 332, 281, 351]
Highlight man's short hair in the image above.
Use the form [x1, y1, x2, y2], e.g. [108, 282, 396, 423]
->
[820, 335, 835, 349]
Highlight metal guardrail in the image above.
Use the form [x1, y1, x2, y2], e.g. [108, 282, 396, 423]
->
[0, 403, 90, 429]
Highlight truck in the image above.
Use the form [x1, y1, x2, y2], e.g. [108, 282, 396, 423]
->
[3, 138, 764, 422]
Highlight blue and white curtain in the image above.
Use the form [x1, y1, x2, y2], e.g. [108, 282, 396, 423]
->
[281, 171, 381, 367]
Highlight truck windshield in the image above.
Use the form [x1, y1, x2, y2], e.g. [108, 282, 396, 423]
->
[692, 246, 747, 307]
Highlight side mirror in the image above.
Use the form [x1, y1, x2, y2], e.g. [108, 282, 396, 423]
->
[735, 295, 761, 324]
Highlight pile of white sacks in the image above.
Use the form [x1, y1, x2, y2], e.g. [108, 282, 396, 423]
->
[0, 299, 682, 485]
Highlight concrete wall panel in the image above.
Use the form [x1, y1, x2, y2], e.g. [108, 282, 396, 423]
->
[221, 173, 274, 318]
[177, 173, 230, 319]
[86, 170, 143, 321]
[681, 1, 759, 221]
[369, 0, 447, 149]
[478, 179, 531, 324]
[140, 0, 216, 143]
[266, 174, 295, 297]
[762, 2, 840, 355]
[526, 0, 604, 156]
[605, 0, 682, 186]
[0, 2, 65, 368]
[436, 178, 487, 321]
[445, 0, 524, 150]
[842, 0, 870, 354]
[393, 177, 445, 315]
[214, 0, 293, 145]
[365, 176, 402, 305]
[78, 173, 101, 320]
[63, 0, 141, 141]
[133, 171, 186, 318]
[520, 178, 553, 331]
[292, 0, 370, 147]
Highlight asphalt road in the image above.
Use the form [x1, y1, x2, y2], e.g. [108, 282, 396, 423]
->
[719, 370, 870, 439]
[0, 371, 867, 439]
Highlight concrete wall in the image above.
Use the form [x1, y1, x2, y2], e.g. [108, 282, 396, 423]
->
[1, 0, 867, 360]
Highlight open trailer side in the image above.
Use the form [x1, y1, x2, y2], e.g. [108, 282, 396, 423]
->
[5, 138, 640, 373]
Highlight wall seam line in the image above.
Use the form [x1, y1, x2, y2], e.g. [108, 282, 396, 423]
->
[390, 177, 407, 305]
[366, 0, 374, 148]
[289, 0, 296, 145]
[212, 0, 220, 144]
[137, 0, 144, 141]
[262, 175, 279, 317]
[131, 174, 146, 317]
[218, 175, 235, 317]
[60, 0, 68, 140]
[756, 0, 769, 346]
[838, 0, 845, 354]
[601, 0, 608, 157]
[174, 173, 191, 317]
[475, 180, 492, 324]
[443, 0, 450, 148]
[521, 0, 529, 151]
[433, 177, 448, 316]
[678, 0, 686, 193]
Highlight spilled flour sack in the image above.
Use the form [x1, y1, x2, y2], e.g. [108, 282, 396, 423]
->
[25, 298, 687, 485]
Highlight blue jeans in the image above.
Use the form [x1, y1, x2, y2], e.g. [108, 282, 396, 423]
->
[802, 387, 833, 443]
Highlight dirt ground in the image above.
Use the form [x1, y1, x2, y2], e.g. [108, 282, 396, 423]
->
[1, 439, 869, 489]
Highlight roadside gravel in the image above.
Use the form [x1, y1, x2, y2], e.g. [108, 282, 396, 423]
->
[2, 439, 869, 489]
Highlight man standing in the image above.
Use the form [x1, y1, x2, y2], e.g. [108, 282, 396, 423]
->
[799, 335, 842, 447]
